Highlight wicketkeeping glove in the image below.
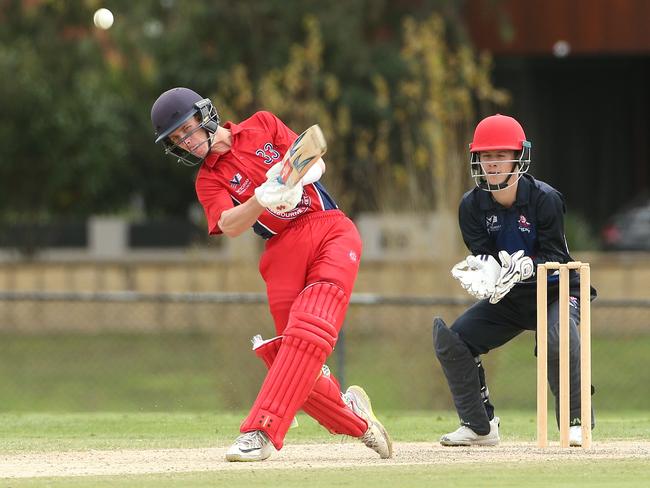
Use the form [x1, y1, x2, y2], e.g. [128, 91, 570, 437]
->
[254, 163, 303, 213]
[451, 254, 501, 300]
[489, 250, 535, 304]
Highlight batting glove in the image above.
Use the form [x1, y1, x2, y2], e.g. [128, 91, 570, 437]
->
[254, 167, 303, 214]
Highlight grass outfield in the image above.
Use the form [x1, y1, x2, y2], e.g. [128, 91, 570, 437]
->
[5, 462, 650, 488]
[1, 332, 649, 411]
[2, 410, 650, 453]
[2, 330, 649, 486]
[1, 411, 650, 487]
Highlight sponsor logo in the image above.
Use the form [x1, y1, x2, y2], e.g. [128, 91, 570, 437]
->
[518, 214, 532, 233]
[236, 180, 251, 195]
[230, 172, 252, 195]
[486, 214, 501, 233]
[349, 250, 358, 262]
[268, 193, 311, 219]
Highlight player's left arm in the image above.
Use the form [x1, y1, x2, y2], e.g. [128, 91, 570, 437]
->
[534, 190, 570, 265]
[301, 158, 325, 184]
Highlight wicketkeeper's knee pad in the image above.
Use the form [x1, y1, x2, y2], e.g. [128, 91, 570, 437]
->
[241, 282, 348, 449]
[433, 317, 490, 435]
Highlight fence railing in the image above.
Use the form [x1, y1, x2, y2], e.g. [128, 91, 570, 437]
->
[1, 291, 648, 412]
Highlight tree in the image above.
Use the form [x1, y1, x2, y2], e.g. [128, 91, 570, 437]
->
[0, 0, 507, 221]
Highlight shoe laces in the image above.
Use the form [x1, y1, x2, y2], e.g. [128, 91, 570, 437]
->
[342, 392, 353, 410]
[450, 425, 474, 436]
[236, 430, 268, 449]
[360, 423, 381, 450]
[343, 392, 368, 419]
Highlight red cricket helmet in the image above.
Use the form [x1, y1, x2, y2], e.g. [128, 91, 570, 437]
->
[470, 114, 528, 152]
[469, 114, 532, 191]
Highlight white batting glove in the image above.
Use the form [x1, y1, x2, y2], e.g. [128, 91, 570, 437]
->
[489, 250, 535, 304]
[264, 162, 283, 180]
[255, 165, 303, 214]
[451, 254, 501, 300]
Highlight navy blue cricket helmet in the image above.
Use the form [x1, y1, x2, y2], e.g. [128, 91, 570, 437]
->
[150, 87, 220, 166]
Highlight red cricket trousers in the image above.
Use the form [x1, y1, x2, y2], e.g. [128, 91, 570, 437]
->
[259, 209, 362, 334]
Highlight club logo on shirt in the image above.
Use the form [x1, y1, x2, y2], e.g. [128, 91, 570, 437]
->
[518, 214, 532, 233]
[230, 173, 252, 195]
[486, 214, 501, 233]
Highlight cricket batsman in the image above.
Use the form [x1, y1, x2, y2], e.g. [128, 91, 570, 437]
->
[150, 87, 392, 461]
[433, 114, 596, 446]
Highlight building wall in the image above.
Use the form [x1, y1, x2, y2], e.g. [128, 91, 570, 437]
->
[464, 0, 650, 55]
[0, 251, 647, 300]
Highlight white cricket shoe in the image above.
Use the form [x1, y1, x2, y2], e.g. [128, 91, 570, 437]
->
[569, 425, 583, 447]
[344, 385, 393, 459]
[225, 430, 274, 462]
[440, 416, 500, 446]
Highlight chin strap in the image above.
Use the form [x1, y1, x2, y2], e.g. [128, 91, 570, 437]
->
[484, 171, 519, 192]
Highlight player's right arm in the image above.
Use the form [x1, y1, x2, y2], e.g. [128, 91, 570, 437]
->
[196, 168, 265, 239]
[458, 194, 492, 255]
[218, 198, 265, 237]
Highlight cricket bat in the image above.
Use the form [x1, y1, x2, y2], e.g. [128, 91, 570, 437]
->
[277, 124, 327, 188]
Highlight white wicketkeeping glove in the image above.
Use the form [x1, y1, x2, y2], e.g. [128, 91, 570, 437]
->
[451, 254, 501, 300]
[254, 163, 303, 213]
[489, 250, 535, 304]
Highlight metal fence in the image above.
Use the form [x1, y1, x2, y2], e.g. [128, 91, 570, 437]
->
[0, 291, 648, 412]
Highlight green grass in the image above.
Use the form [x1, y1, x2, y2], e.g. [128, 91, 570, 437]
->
[1, 411, 650, 487]
[6, 462, 650, 488]
[1, 410, 649, 453]
[1, 331, 649, 412]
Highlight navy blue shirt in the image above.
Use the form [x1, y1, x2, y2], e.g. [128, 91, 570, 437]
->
[458, 174, 595, 300]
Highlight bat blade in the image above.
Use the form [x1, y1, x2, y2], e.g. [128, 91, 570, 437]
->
[277, 124, 327, 188]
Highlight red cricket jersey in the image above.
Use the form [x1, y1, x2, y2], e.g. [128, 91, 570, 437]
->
[195, 111, 337, 239]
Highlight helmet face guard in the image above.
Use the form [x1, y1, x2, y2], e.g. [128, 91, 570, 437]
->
[151, 88, 220, 166]
[468, 114, 532, 192]
[470, 141, 531, 191]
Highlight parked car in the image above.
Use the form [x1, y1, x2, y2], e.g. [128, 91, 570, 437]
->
[601, 199, 650, 251]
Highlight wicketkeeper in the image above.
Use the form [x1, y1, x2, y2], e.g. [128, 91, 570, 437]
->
[433, 114, 596, 446]
[150, 87, 392, 461]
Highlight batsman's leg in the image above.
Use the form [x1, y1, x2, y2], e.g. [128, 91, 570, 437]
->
[343, 385, 393, 458]
[252, 333, 391, 457]
[236, 283, 345, 452]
